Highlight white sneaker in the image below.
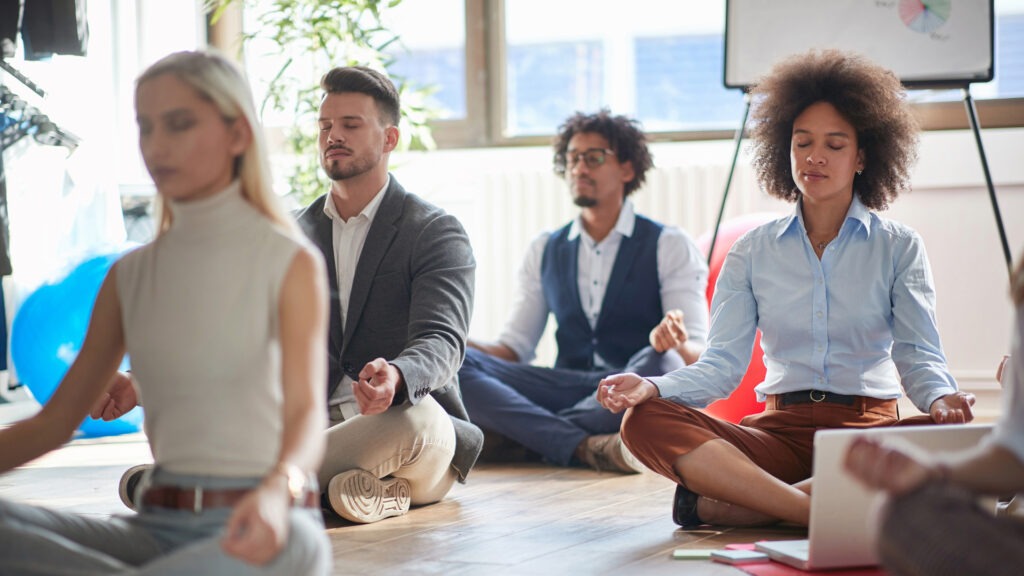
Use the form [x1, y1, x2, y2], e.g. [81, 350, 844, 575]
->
[118, 463, 154, 510]
[327, 469, 411, 524]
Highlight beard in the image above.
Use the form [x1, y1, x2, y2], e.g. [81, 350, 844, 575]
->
[573, 195, 598, 208]
[321, 148, 378, 181]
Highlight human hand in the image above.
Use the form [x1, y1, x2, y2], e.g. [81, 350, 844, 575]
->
[844, 436, 940, 495]
[929, 391, 975, 424]
[597, 373, 659, 413]
[89, 371, 138, 421]
[221, 481, 290, 565]
[649, 310, 688, 353]
[353, 358, 402, 416]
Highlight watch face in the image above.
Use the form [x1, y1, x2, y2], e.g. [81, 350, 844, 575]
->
[286, 466, 306, 501]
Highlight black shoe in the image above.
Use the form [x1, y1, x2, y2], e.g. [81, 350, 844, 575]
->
[672, 484, 704, 528]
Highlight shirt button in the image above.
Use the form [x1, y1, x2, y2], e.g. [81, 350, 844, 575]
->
[816, 311, 823, 318]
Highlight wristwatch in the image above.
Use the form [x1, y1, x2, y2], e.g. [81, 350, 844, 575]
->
[271, 462, 309, 504]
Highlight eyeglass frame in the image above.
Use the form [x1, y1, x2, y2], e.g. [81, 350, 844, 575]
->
[557, 147, 617, 171]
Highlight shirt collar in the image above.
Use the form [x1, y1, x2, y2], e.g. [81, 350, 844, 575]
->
[568, 198, 637, 242]
[777, 194, 872, 240]
[322, 174, 390, 224]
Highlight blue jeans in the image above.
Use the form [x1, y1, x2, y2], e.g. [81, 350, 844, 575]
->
[0, 469, 330, 575]
[458, 346, 683, 465]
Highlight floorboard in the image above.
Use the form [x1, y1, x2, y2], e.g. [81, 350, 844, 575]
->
[0, 431, 810, 575]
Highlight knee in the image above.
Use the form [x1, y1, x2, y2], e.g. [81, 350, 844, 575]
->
[881, 481, 960, 534]
[278, 512, 331, 575]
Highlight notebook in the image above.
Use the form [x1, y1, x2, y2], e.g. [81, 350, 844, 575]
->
[755, 423, 993, 571]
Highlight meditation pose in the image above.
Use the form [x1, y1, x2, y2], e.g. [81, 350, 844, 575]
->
[0, 51, 331, 574]
[460, 110, 708, 473]
[844, 254, 1024, 576]
[294, 66, 482, 524]
[102, 65, 483, 526]
[598, 50, 974, 528]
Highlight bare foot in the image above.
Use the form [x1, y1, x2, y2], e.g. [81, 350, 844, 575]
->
[696, 496, 779, 527]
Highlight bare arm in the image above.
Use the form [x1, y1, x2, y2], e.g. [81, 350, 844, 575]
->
[467, 338, 519, 362]
[0, 270, 126, 473]
[222, 247, 328, 564]
[845, 436, 1024, 496]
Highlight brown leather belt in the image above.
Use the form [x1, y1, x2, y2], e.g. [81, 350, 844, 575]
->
[142, 485, 318, 513]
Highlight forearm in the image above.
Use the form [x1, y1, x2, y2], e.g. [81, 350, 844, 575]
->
[940, 444, 1024, 495]
[0, 413, 76, 473]
[675, 340, 705, 365]
[467, 339, 519, 362]
[274, 401, 326, 477]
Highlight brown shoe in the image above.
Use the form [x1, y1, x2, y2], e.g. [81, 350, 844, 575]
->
[578, 433, 646, 474]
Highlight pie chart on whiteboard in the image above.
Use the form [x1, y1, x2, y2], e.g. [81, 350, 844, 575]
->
[899, 0, 952, 34]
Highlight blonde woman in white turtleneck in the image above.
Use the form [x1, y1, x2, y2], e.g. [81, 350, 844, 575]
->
[0, 51, 331, 575]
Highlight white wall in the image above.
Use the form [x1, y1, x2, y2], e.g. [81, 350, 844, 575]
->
[392, 127, 1024, 422]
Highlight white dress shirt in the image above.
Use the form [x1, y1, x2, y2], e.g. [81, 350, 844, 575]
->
[498, 199, 709, 366]
[324, 176, 389, 418]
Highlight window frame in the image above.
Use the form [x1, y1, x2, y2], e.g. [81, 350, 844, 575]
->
[379, 0, 1024, 148]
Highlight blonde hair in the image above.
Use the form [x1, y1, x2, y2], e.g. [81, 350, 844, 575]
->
[136, 50, 298, 237]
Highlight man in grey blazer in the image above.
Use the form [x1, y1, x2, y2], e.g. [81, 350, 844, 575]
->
[294, 66, 482, 524]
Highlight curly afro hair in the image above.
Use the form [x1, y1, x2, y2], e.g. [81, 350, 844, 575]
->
[748, 49, 919, 211]
[552, 109, 653, 198]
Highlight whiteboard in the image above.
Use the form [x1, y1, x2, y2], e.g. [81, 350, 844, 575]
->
[724, 0, 993, 89]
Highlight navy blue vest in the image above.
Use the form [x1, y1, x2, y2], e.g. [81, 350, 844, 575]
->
[541, 215, 664, 370]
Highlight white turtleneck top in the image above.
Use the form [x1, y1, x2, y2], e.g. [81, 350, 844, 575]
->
[115, 181, 302, 477]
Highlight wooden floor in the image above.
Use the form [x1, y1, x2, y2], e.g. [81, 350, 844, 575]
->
[0, 409, 807, 575]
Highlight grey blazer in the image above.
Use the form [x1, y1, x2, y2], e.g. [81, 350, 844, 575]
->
[296, 177, 483, 482]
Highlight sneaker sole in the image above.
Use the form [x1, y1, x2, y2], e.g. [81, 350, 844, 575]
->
[328, 469, 411, 524]
[118, 463, 154, 510]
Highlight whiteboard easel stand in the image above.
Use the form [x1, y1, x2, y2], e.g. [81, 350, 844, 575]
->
[962, 85, 1013, 279]
[708, 87, 1013, 282]
[705, 91, 750, 266]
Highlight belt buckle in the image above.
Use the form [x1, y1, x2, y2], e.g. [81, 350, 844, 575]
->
[809, 390, 826, 403]
[193, 486, 204, 514]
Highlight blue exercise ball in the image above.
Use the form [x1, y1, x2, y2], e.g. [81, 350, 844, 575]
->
[11, 247, 143, 438]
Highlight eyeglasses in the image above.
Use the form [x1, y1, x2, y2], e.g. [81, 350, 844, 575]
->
[559, 148, 616, 170]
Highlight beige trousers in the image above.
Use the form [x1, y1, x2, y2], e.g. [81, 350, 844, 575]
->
[320, 395, 458, 505]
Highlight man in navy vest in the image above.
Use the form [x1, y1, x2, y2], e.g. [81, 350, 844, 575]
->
[459, 110, 709, 473]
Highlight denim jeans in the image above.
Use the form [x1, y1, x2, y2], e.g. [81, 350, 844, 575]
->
[0, 469, 330, 575]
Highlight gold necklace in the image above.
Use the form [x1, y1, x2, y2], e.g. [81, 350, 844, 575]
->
[809, 231, 839, 252]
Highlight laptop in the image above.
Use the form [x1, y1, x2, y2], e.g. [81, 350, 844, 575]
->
[755, 423, 993, 570]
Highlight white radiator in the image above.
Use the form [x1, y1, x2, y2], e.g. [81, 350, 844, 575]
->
[455, 160, 780, 365]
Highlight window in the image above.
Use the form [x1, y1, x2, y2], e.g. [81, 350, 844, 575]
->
[383, 0, 467, 121]
[251, 0, 1024, 148]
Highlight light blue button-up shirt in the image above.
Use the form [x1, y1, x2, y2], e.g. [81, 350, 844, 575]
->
[650, 196, 958, 414]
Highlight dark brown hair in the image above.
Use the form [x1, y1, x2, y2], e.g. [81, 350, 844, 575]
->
[320, 66, 400, 126]
[748, 50, 919, 210]
[552, 109, 653, 197]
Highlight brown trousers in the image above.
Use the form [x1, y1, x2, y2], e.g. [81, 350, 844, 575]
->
[621, 395, 933, 485]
